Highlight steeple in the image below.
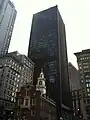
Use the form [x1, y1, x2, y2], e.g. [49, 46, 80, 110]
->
[36, 69, 46, 95]
[39, 68, 44, 78]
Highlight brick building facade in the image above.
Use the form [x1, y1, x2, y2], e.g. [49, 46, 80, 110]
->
[13, 70, 56, 120]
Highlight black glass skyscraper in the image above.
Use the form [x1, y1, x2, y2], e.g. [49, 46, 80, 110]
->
[28, 5, 72, 118]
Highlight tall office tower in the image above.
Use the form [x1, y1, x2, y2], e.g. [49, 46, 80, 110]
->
[0, 51, 34, 116]
[74, 49, 90, 120]
[68, 62, 80, 91]
[28, 6, 72, 119]
[0, 0, 17, 55]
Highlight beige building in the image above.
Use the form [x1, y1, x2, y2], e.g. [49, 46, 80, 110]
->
[0, 51, 34, 116]
[75, 49, 90, 120]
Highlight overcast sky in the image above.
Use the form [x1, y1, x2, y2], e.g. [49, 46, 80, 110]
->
[9, 0, 90, 69]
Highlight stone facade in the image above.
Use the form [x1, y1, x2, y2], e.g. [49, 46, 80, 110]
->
[0, 51, 34, 118]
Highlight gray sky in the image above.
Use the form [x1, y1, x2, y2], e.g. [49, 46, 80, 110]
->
[9, 0, 90, 69]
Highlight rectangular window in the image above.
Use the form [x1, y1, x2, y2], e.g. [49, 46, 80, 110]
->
[85, 75, 90, 78]
[26, 90, 28, 96]
[12, 92, 14, 96]
[27, 91, 29, 96]
[83, 62, 88, 65]
[79, 66, 82, 70]
[31, 110, 35, 116]
[88, 94, 90, 97]
[24, 99, 30, 106]
[86, 84, 89, 87]
[87, 88, 90, 92]
[32, 98, 36, 105]
[20, 99, 23, 105]
[86, 79, 89, 82]
[87, 99, 90, 104]
[83, 66, 89, 69]
[18, 100, 20, 106]
[11, 97, 14, 101]
[84, 70, 89, 73]
[25, 99, 29, 106]
[83, 99, 86, 104]
[81, 79, 84, 83]
[16, 89, 18, 92]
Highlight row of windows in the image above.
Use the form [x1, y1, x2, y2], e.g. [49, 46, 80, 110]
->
[12, 62, 21, 70]
[8, 75, 20, 82]
[83, 99, 90, 104]
[82, 92, 90, 97]
[80, 57, 90, 61]
[81, 79, 90, 83]
[10, 69, 21, 77]
[48, 48, 56, 56]
[7, 85, 13, 90]
[18, 98, 36, 106]
[79, 69, 89, 73]
[6, 79, 19, 88]
[0, 100, 13, 109]
[4, 89, 16, 97]
[79, 67, 89, 71]
[0, 59, 22, 72]
[48, 61, 57, 71]
[86, 83, 90, 87]
[85, 75, 90, 78]
[0, 57, 33, 70]
[24, 58, 33, 65]
[11, 65, 20, 73]
[4, 93, 15, 102]
[72, 91, 81, 96]
[49, 76, 55, 83]
[48, 61, 57, 83]
[24, 60, 33, 70]
[86, 79, 90, 83]
[79, 62, 89, 67]
[0, 14, 4, 25]
[21, 76, 33, 84]
[83, 65, 89, 69]
[20, 110, 35, 117]
[31, 40, 57, 56]
[5, 82, 18, 91]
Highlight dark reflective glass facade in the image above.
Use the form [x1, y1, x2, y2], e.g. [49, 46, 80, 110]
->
[28, 6, 72, 116]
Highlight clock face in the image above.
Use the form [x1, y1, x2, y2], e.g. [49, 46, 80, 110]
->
[39, 81, 42, 85]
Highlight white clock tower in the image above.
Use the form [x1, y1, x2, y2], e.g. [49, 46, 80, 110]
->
[36, 69, 46, 95]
